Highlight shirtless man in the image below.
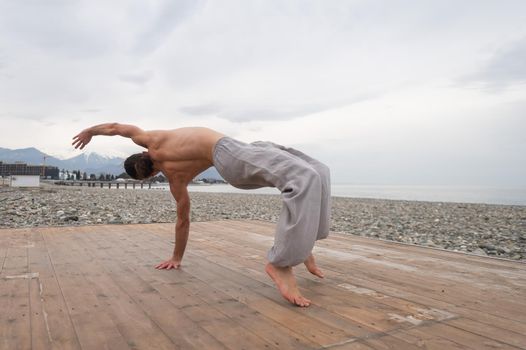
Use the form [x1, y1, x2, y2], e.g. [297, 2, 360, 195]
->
[72, 123, 331, 307]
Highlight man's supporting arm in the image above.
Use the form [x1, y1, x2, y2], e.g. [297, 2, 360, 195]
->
[155, 183, 190, 269]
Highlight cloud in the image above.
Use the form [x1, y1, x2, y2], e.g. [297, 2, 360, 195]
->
[179, 103, 222, 116]
[462, 37, 526, 88]
[0, 1, 525, 187]
[0, 1, 114, 59]
[119, 70, 155, 86]
[131, 0, 204, 54]
[0, 51, 5, 70]
[82, 108, 103, 114]
[179, 90, 380, 122]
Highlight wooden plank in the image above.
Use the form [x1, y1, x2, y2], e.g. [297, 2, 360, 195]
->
[326, 342, 376, 350]
[324, 264, 526, 336]
[28, 228, 80, 350]
[0, 246, 8, 275]
[388, 326, 469, 350]
[0, 229, 31, 350]
[43, 227, 131, 350]
[444, 318, 526, 349]
[313, 253, 525, 321]
[399, 321, 521, 350]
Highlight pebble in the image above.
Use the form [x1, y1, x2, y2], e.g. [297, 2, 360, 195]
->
[1, 185, 525, 261]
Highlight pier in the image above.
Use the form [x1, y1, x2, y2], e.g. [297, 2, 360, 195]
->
[51, 180, 153, 189]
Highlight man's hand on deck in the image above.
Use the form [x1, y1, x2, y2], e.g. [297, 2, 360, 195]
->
[155, 258, 181, 270]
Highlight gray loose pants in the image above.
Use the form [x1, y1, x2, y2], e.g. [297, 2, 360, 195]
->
[212, 137, 331, 267]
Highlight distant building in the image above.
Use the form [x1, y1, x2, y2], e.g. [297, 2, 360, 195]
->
[9, 175, 40, 187]
[0, 161, 59, 179]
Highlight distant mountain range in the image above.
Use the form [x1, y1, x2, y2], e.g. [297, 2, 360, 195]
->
[0, 147, 223, 179]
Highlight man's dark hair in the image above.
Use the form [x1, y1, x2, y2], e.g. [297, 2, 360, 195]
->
[124, 153, 154, 180]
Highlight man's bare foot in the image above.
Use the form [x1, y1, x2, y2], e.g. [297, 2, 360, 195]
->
[265, 263, 311, 307]
[304, 254, 324, 278]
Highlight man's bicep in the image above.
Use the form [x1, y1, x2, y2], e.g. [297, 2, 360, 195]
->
[114, 124, 150, 147]
[113, 124, 143, 137]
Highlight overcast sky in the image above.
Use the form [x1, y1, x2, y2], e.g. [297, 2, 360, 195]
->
[1, 0, 525, 186]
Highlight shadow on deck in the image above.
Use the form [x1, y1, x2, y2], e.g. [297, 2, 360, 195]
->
[1, 220, 525, 349]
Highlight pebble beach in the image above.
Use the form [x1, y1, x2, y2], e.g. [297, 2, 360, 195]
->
[1, 185, 525, 261]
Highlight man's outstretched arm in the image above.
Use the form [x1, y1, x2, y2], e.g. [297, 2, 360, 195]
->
[155, 182, 190, 270]
[72, 123, 149, 149]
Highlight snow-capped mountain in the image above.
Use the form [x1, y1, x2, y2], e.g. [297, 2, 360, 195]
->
[63, 152, 124, 175]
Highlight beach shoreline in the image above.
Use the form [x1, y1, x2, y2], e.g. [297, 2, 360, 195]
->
[1, 185, 525, 261]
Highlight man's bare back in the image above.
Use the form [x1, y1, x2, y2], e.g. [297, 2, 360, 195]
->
[143, 127, 226, 184]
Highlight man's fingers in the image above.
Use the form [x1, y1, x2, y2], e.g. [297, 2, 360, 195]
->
[72, 138, 84, 149]
[155, 263, 170, 269]
[154, 260, 180, 270]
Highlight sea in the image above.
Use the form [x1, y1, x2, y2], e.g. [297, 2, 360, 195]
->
[158, 183, 526, 206]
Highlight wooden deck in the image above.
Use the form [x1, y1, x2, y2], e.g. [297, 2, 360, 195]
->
[1, 220, 525, 350]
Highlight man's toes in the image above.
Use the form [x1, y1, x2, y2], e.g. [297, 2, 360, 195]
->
[306, 265, 324, 278]
[294, 296, 311, 307]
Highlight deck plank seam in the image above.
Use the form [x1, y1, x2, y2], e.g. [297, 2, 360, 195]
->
[26, 234, 34, 350]
[40, 228, 83, 349]
[443, 319, 526, 350]
[0, 247, 8, 275]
